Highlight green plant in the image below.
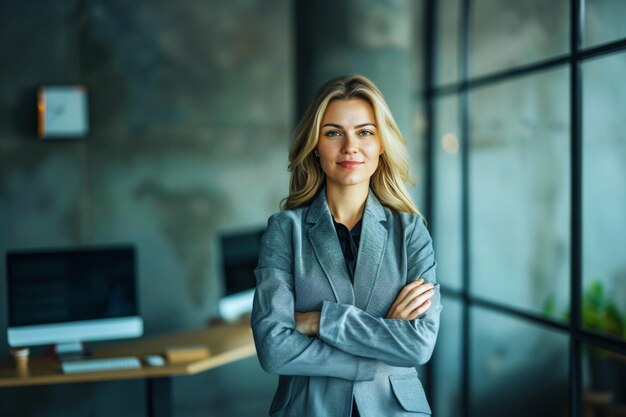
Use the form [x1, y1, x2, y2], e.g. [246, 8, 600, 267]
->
[543, 279, 626, 339]
[580, 280, 625, 338]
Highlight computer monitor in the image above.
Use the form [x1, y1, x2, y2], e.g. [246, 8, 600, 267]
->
[218, 228, 263, 321]
[5, 245, 143, 355]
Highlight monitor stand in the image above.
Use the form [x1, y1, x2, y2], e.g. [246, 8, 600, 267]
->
[55, 342, 88, 360]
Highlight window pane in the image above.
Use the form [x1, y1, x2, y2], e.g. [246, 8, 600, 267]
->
[434, 96, 462, 290]
[470, 0, 569, 77]
[435, 0, 460, 86]
[582, 345, 626, 409]
[471, 307, 569, 417]
[469, 68, 571, 319]
[584, 0, 626, 48]
[433, 296, 463, 417]
[582, 53, 626, 342]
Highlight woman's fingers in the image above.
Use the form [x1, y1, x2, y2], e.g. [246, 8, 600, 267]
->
[396, 278, 424, 302]
[386, 278, 436, 320]
[405, 286, 435, 309]
[397, 297, 433, 321]
[396, 281, 435, 311]
[295, 311, 321, 335]
[400, 292, 434, 319]
[408, 299, 432, 320]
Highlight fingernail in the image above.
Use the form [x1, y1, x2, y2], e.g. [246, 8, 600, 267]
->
[417, 278, 424, 283]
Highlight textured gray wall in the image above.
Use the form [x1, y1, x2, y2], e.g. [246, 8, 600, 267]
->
[0, 0, 290, 416]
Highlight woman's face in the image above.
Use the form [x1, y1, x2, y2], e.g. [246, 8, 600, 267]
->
[316, 98, 382, 190]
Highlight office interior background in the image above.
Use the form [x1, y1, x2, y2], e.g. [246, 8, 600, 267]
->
[1, 0, 625, 416]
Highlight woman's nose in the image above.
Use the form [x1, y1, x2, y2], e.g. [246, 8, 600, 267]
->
[341, 134, 358, 154]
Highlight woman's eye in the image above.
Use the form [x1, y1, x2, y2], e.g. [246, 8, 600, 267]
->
[359, 130, 374, 137]
[325, 131, 341, 137]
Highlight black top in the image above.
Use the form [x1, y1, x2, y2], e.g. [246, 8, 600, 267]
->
[332, 217, 362, 282]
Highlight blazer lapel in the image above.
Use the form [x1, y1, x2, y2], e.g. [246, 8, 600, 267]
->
[306, 190, 356, 305]
[353, 191, 388, 310]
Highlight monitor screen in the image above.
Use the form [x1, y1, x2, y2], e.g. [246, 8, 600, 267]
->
[220, 229, 263, 296]
[5, 245, 143, 350]
[218, 228, 263, 320]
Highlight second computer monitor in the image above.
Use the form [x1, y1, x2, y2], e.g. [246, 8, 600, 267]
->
[218, 228, 263, 321]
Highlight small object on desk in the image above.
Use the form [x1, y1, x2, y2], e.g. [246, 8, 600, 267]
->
[164, 346, 210, 364]
[143, 355, 166, 367]
[61, 356, 141, 374]
[10, 348, 30, 376]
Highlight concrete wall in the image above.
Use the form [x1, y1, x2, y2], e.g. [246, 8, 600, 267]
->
[0, 1, 291, 416]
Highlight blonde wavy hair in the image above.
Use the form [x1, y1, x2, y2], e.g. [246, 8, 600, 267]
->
[282, 74, 420, 216]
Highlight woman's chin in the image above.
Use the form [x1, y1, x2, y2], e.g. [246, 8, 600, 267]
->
[328, 177, 371, 188]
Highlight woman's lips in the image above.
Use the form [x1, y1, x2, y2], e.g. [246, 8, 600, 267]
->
[338, 161, 363, 168]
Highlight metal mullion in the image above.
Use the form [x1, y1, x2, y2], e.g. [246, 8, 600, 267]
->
[423, 0, 437, 412]
[458, 292, 572, 334]
[578, 37, 626, 61]
[424, 1, 436, 238]
[430, 38, 626, 101]
[577, 330, 626, 358]
[434, 55, 570, 97]
[427, 40, 626, 106]
[459, 1, 471, 417]
[440, 287, 626, 356]
[570, 0, 584, 415]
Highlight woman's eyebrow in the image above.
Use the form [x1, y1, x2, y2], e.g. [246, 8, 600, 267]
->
[321, 122, 377, 128]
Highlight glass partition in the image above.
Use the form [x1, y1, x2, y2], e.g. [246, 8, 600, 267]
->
[434, 96, 463, 290]
[433, 297, 463, 417]
[469, 0, 569, 77]
[584, 0, 626, 48]
[468, 68, 571, 320]
[471, 307, 569, 417]
[582, 52, 626, 343]
[435, 0, 461, 86]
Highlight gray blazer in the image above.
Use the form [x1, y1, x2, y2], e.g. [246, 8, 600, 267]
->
[252, 189, 442, 417]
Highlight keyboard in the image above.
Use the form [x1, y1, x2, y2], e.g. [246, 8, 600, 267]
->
[61, 356, 142, 374]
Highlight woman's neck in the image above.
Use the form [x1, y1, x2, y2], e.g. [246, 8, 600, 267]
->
[325, 182, 369, 230]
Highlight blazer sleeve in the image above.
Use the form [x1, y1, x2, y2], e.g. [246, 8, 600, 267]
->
[317, 215, 442, 367]
[251, 214, 378, 381]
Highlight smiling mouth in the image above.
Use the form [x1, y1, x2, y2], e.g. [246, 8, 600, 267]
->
[338, 161, 363, 168]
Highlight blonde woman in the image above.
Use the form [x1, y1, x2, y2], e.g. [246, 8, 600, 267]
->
[252, 75, 441, 417]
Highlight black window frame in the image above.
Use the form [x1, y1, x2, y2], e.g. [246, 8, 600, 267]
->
[423, 1, 626, 416]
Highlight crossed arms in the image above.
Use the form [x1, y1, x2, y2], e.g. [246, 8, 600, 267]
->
[251, 215, 442, 381]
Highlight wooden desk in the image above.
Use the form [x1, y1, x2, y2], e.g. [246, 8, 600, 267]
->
[584, 391, 626, 417]
[0, 321, 256, 417]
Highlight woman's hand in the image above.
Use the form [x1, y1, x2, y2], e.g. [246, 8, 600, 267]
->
[295, 278, 435, 333]
[385, 278, 435, 320]
[295, 311, 321, 336]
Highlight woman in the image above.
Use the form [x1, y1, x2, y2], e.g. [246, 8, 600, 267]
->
[252, 75, 441, 417]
